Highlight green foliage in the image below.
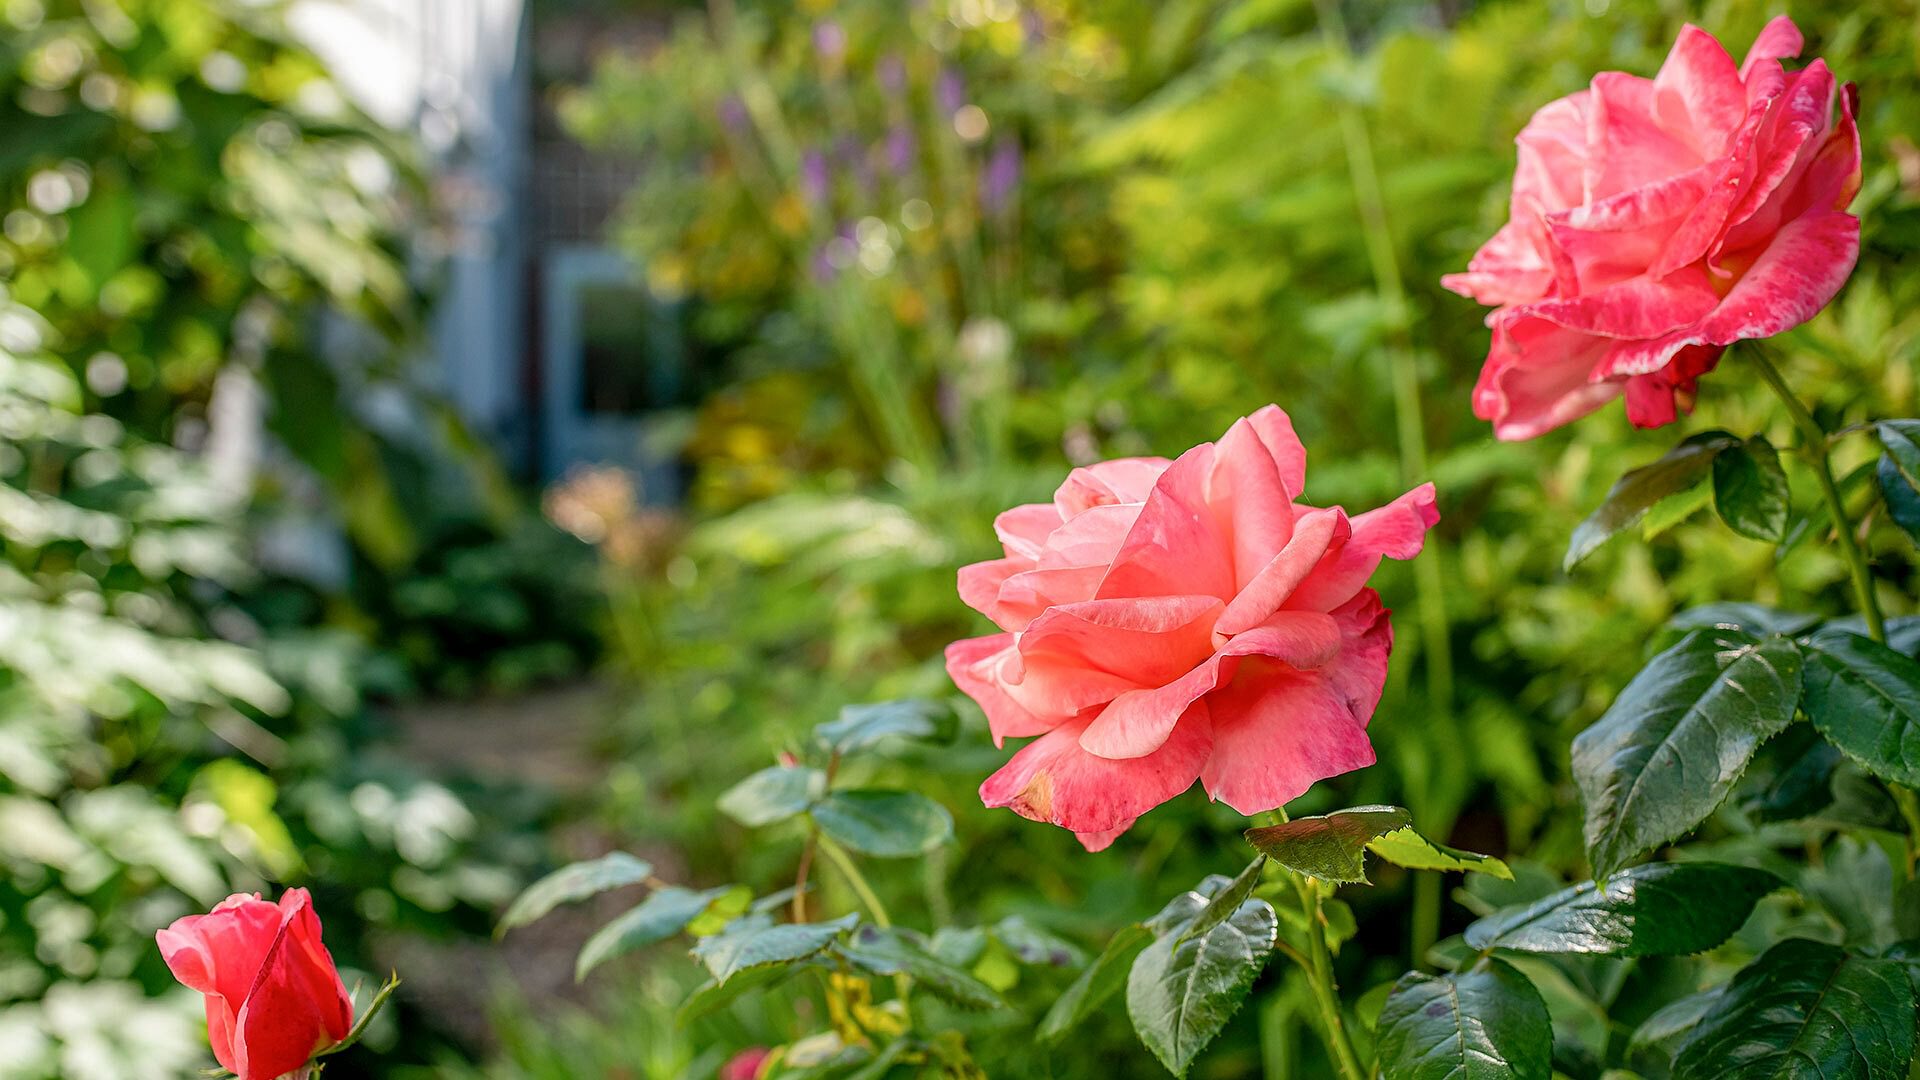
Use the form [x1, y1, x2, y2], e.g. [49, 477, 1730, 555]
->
[1246, 805, 1506, 884]
[1670, 939, 1916, 1080]
[1125, 879, 1278, 1077]
[1464, 863, 1781, 957]
[1564, 432, 1739, 570]
[1375, 957, 1552, 1080]
[496, 852, 654, 933]
[1799, 630, 1920, 788]
[1571, 630, 1804, 876]
[810, 789, 954, 857]
[1711, 437, 1791, 544]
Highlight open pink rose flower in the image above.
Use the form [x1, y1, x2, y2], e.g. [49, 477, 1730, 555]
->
[946, 405, 1437, 850]
[1446, 16, 1861, 440]
[158, 888, 354, 1080]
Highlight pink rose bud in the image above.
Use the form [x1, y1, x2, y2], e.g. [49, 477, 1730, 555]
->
[948, 405, 1437, 850]
[721, 1046, 772, 1080]
[157, 889, 355, 1080]
[1446, 17, 1860, 439]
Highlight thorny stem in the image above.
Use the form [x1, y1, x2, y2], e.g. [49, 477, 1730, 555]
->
[1746, 345, 1886, 642]
[1292, 874, 1368, 1080]
[1746, 345, 1920, 875]
[817, 832, 914, 1024]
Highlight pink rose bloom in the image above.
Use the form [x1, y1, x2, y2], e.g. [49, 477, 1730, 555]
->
[946, 405, 1437, 850]
[157, 889, 354, 1080]
[1446, 17, 1861, 440]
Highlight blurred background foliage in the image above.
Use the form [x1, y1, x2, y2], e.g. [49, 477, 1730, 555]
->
[4, 0, 1920, 1077]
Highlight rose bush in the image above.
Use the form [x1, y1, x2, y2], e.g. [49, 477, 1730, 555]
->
[946, 405, 1438, 849]
[157, 890, 353, 1080]
[1446, 15, 1861, 439]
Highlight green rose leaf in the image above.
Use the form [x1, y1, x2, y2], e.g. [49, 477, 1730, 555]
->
[1177, 856, 1266, 945]
[677, 963, 798, 1022]
[691, 912, 859, 984]
[837, 925, 1007, 1010]
[1126, 898, 1277, 1077]
[575, 884, 746, 982]
[1375, 956, 1552, 1080]
[1711, 435, 1790, 543]
[1626, 987, 1725, 1075]
[814, 698, 959, 754]
[1877, 420, 1920, 547]
[1464, 862, 1780, 957]
[716, 765, 825, 828]
[1366, 827, 1512, 879]
[1565, 431, 1738, 570]
[993, 915, 1085, 967]
[497, 852, 653, 934]
[1040, 924, 1153, 1044]
[809, 789, 954, 857]
[1672, 938, 1916, 1079]
[1243, 805, 1410, 884]
[1798, 629, 1920, 787]
[1572, 629, 1802, 877]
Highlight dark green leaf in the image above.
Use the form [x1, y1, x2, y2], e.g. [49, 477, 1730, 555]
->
[1243, 805, 1411, 884]
[1878, 420, 1920, 547]
[1626, 986, 1725, 1074]
[576, 885, 742, 981]
[1375, 957, 1552, 1080]
[716, 765, 825, 828]
[1665, 604, 1819, 637]
[1040, 924, 1153, 1044]
[1126, 899, 1277, 1077]
[993, 915, 1084, 967]
[1799, 630, 1920, 787]
[677, 963, 797, 1021]
[1366, 827, 1512, 879]
[498, 852, 652, 934]
[837, 925, 1007, 1010]
[1672, 938, 1915, 1079]
[814, 699, 959, 754]
[1739, 722, 1841, 823]
[1566, 432, 1738, 570]
[809, 789, 953, 857]
[691, 912, 858, 984]
[1464, 862, 1780, 957]
[1177, 856, 1266, 944]
[1572, 630, 1802, 876]
[1711, 436, 1790, 543]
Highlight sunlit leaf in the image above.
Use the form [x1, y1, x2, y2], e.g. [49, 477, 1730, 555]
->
[1464, 862, 1779, 956]
[1243, 805, 1409, 884]
[1798, 630, 1920, 788]
[716, 765, 825, 828]
[499, 852, 653, 934]
[1565, 431, 1738, 570]
[1711, 435, 1789, 543]
[1376, 957, 1552, 1080]
[809, 789, 952, 856]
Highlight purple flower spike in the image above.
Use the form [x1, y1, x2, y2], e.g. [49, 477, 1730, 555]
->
[877, 53, 907, 94]
[981, 138, 1022, 215]
[936, 67, 966, 114]
[801, 150, 831, 205]
[812, 20, 846, 62]
[884, 124, 917, 175]
[718, 95, 749, 132]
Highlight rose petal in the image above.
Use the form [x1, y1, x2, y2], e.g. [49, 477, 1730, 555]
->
[1739, 15, 1803, 81]
[1215, 507, 1348, 637]
[994, 503, 1062, 561]
[1076, 610, 1343, 761]
[1096, 444, 1235, 602]
[1208, 410, 1302, 586]
[1200, 664, 1376, 816]
[1283, 484, 1439, 613]
[1054, 457, 1171, 518]
[946, 634, 1056, 746]
[1652, 25, 1747, 159]
[980, 706, 1213, 835]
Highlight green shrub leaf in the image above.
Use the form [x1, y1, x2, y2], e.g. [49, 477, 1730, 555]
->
[716, 765, 825, 828]
[1243, 805, 1410, 884]
[691, 912, 858, 984]
[1177, 856, 1265, 944]
[810, 789, 954, 856]
[814, 698, 959, 754]
[1711, 436, 1790, 543]
[1877, 420, 1920, 547]
[1798, 630, 1920, 787]
[1565, 431, 1738, 570]
[1366, 827, 1512, 879]
[497, 852, 653, 934]
[1375, 956, 1552, 1080]
[575, 884, 744, 981]
[1572, 629, 1802, 876]
[837, 925, 1007, 1009]
[1126, 898, 1277, 1077]
[1464, 862, 1780, 956]
[1040, 924, 1153, 1044]
[1672, 938, 1915, 1080]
